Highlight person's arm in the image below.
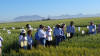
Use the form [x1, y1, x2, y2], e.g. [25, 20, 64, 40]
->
[0, 36, 3, 41]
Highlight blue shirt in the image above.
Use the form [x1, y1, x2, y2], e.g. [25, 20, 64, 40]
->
[89, 25, 96, 34]
[53, 27, 62, 37]
[66, 25, 75, 33]
[27, 35, 33, 45]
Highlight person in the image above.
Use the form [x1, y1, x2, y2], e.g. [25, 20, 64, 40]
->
[35, 29, 40, 45]
[66, 21, 75, 39]
[19, 29, 28, 49]
[88, 21, 96, 34]
[53, 24, 62, 46]
[38, 25, 47, 47]
[27, 30, 33, 49]
[61, 24, 66, 41]
[0, 36, 3, 56]
[97, 24, 100, 33]
[46, 26, 53, 46]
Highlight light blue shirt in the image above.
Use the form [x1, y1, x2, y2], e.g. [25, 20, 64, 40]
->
[27, 35, 33, 45]
[66, 25, 75, 33]
[53, 27, 62, 37]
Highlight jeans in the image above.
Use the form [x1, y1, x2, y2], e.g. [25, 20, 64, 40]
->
[56, 36, 62, 46]
[40, 38, 46, 47]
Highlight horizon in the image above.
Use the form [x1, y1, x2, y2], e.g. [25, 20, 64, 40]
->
[0, 0, 100, 20]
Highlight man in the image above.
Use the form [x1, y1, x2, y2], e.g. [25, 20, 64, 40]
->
[66, 21, 75, 38]
[53, 24, 62, 46]
[38, 25, 47, 47]
[88, 21, 96, 34]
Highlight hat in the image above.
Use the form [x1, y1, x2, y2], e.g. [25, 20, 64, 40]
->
[47, 26, 52, 31]
[21, 29, 26, 33]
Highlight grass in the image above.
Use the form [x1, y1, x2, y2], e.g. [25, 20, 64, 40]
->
[0, 17, 100, 56]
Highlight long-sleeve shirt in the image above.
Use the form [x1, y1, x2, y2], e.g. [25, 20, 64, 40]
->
[46, 29, 52, 41]
[27, 35, 33, 45]
[89, 25, 96, 33]
[0, 36, 3, 47]
[66, 25, 75, 33]
[38, 29, 46, 38]
[53, 27, 62, 37]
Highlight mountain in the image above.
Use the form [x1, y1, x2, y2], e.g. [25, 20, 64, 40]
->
[49, 13, 100, 19]
[12, 13, 100, 22]
[14, 15, 45, 21]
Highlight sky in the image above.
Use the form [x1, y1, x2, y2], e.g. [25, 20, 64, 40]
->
[0, 0, 100, 19]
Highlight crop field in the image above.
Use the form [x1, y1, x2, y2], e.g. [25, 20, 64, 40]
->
[1, 17, 100, 56]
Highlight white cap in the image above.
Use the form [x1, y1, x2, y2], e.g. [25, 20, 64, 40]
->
[21, 29, 26, 33]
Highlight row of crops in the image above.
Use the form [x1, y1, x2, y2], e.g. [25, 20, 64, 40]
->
[0, 17, 100, 56]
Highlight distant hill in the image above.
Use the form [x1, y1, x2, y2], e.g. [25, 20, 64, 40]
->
[14, 15, 45, 21]
[2, 13, 100, 22]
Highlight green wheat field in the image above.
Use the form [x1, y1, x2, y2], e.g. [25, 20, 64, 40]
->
[1, 17, 100, 56]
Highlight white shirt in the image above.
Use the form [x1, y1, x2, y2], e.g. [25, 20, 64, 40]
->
[38, 29, 46, 38]
[0, 36, 3, 47]
[46, 29, 52, 41]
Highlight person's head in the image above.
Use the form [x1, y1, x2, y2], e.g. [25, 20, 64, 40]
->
[21, 29, 26, 34]
[61, 24, 65, 28]
[56, 24, 61, 28]
[90, 21, 94, 25]
[39, 24, 44, 29]
[27, 30, 32, 36]
[70, 21, 74, 26]
[26, 24, 29, 28]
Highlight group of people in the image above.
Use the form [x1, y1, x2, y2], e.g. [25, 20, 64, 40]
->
[18, 21, 99, 49]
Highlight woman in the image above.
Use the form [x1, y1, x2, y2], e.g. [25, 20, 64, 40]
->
[46, 26, 53, 46]
[38, 25, 47, 47]
[27, 30, 33, 49]
[61, 24, 66, 41]
[66, 21, 75, 39]
[19, 29, 28, 49]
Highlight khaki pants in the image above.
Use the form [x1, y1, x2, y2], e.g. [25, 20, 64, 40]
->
[0, 48, 2, 56]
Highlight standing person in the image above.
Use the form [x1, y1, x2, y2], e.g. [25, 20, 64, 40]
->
[35, 28, 40, 45]
[61, 24, 66, 41]
[38, 25, 47, 47]
[88, 21, 96, 34]
[53, 24, 62, 46]
[0, 36, 3, 56]
[19, 29, 28, 49]
[27, 30, 33, 49]
[46, 26, 53, 46]
[19, 29, 26, 48]
[66, 21, 75, 39]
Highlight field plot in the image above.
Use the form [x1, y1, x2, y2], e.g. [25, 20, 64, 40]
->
[0, 17, 100, 56]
